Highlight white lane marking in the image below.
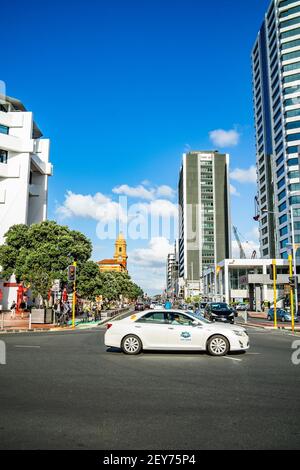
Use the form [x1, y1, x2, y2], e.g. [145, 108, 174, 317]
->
[15, 345, 41, 349]
[223, 356, 242, 362]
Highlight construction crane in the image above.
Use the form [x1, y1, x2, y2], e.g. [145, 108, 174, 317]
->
[233, 226, 246, 259]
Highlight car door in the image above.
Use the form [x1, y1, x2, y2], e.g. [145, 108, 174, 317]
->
[165, 312, 207, 350]
[133, 311, 171, 349]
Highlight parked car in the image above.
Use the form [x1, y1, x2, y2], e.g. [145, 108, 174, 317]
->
[204, 302, 235, 324]
[236, 303, 248, 311]
[135, 302, 145, 312]
[104, 309, 249, 356]
[267, 308, 299, 323]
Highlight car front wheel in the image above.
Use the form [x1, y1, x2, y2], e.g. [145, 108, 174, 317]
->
[207, 335, 229, 357]
[121, 335, 142, 355]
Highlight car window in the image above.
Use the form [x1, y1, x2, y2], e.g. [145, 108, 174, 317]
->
[210, 303, 229, 310]
[166, 312, 194, 326]
[136, 312, 167, 324]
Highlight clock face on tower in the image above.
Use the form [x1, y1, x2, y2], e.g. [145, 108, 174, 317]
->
[118, 256, 123, 261]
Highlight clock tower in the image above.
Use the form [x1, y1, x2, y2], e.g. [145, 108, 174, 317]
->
[114, 233, 128, 271]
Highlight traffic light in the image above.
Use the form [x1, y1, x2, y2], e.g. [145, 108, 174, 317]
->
[68, 265, 76, 282]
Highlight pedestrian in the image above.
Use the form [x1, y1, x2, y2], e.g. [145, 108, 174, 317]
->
[53, 301, 61, 324]
[10, 301, 16, 319]
[19, 300, 26, 319]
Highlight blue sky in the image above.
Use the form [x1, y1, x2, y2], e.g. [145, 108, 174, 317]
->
[2, 0, 271, 294]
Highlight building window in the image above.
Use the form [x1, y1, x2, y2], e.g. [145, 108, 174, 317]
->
[0, 124, 9, 135]
[280, 226, 289, 237]
[289, 183, 300, 191]
[287, 158, 299, 166]
[263, 248, 269, 256]
[278, 178, 285, 189]
[0, 149, 7, 164]
[279, 214, 288, 225]
[288, 170, 300, 179]
[286, 121, 300, 131]
[287, 132, 300, 141]
[286, 109, 300, 120]
[277, 166, 285, 178]
[278, 189, 286, 201]
[279, 201, 287, 212]
[280, 238, 289, 249]
[289, 195, 300, 204]
[281, 17, 300, 30]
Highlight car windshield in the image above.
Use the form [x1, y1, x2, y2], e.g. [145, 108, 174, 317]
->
[188, 312, 212, 324]
[211, 303, 230, 310]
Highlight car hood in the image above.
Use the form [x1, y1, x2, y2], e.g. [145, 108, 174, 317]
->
[204, 323, 246, 333]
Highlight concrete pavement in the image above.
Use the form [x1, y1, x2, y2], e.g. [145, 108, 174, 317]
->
[0, 326, 300, 450]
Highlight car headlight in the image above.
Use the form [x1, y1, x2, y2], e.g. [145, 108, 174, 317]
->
[233, 330, 246, 337]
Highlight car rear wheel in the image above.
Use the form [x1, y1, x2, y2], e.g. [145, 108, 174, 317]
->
[207, 335, 229, 357]
[121, 335, 142, 355]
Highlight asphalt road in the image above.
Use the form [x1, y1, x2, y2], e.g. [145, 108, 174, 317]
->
[0, 326, 300, 450]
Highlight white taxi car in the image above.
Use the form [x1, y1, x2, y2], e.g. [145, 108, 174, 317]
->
[104, 309, 249, 357]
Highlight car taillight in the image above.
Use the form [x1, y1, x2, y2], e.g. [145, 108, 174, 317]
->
[107, 323, 113, 330]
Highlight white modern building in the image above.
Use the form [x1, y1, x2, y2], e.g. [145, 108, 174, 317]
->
[252, 0, 300, 260]
[0, 94, 52, 308]
[178, 151, 232, 298]
[203, 258, 291, 310]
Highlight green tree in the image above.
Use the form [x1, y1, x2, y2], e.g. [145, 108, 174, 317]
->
[0, 221, 92, 300]
[76, 268, 143, 303]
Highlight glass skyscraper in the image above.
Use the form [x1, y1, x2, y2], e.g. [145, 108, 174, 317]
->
[252, 0, 300, 259]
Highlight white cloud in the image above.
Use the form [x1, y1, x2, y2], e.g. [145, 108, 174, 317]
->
[246, 226, 260, 242]
[112, 184, 155, 200]
[230, 184, 240, 197]
[230, 166, 257, 184]
[130, 237, 174, 269]
[209, 129, 240, 148]
[131, 267, 166, 294]
[56, 191, 127, 223]
[129, 237, 175, 293]
[113, 183, 176, 201]
[156, 185, 176, 199]
[232, 240, 260, 259]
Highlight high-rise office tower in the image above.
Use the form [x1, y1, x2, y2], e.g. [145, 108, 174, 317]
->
[178, 151, 231, 296]
[252, 0, 300, 259]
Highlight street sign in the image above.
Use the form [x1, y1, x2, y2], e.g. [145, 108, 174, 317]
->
[52, 280, 61, 292]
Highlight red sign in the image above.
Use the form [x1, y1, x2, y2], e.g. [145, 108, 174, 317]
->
[0, 289, 3, 302]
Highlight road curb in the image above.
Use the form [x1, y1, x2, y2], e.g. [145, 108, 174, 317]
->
[237, 320, 300, 334]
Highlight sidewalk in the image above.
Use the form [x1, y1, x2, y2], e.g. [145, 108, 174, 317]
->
[236, 312, 300, 333]
[0, 307, 132, 334]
